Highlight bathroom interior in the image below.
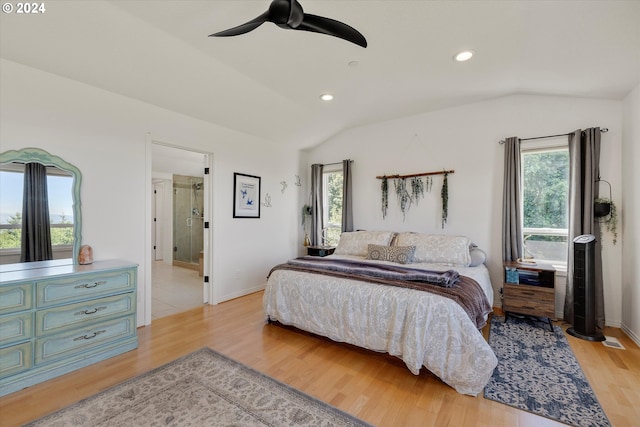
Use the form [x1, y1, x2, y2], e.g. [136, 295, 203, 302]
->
[172, 174, 204, 272]
[151, 172, 205, 320]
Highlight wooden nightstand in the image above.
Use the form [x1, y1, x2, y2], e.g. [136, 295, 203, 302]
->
[307, 246, 335, 257]
[503, 261, 556, 331]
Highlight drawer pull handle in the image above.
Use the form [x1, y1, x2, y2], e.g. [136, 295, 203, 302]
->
[75, 280, 107, 289]
[521, 292, 535, 296]
[73, 330, 106, 341]
[74, 306, 107, 316]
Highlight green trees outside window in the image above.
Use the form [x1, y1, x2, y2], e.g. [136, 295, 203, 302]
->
[521, 148, 569, 264]
[324, 171, 343, 246]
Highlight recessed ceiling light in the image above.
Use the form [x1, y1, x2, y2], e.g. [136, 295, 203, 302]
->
[320, 93, 334, 101]
[454, 50, 474, 62]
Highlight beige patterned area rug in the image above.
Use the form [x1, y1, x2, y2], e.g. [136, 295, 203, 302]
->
[25, 348, 372, 427]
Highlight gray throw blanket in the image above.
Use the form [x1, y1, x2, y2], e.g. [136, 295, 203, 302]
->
[287, 257, 461, 287]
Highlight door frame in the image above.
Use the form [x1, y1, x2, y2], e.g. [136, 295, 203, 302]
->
[144, 134, 215, 326]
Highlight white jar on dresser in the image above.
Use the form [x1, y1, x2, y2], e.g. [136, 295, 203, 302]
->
[0, 259, 138, 397]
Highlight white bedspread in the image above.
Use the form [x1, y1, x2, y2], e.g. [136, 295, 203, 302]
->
[263, 255, 498, 395]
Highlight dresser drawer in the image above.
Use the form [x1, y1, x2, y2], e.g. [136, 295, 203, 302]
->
[35, 315, 136, 365]
[0, 283, 33, 315]
[0, 311, 34, 346]
[36, 269, 135, 308]
[36, 293, 135, 336]
[0, 341, 33, 379]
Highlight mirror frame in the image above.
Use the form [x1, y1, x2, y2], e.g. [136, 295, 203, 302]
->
[0, 147, 83, 264]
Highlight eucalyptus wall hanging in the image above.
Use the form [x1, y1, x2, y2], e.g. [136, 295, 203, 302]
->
[376, 170, 454, 224]
[394, 178, 411, 220]
[411, 177, 425, 204]
[441, 172, 449, 228]
[381, 177, 389, 219]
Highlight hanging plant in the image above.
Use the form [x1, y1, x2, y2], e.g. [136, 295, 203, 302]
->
[381, 177, 389, 219]
[410, 177, 424, 204]
[441, 172, 449, 228]
[426, 176, 433, 193]
[595, 197, 617, 245]
[395, 178, 412, 220]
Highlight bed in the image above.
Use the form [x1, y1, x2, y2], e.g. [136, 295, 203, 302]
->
[263, 231, 498, 396]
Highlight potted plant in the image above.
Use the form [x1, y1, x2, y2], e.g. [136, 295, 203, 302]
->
[594, 199, 611, 218]
[594, 197, 617, 245]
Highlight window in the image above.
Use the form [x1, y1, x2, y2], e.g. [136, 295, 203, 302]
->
[322, 167, 343, 246]
[0, 165, 74, 251]
[521, 139, 569, 270]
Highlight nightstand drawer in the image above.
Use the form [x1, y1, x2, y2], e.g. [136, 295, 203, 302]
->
[0, 283, 33, 315]
[36, 269, 135, 308]
[0, 311, 34, 346]
[36, 293, 135, 336]
[0, 342, 33, 379]
[504, 284, 554, 301]
[35, 315, 136, 365]
[504, 284, 555, 318]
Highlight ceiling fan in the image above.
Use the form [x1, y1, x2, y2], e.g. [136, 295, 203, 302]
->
[209, 0, 367, 48]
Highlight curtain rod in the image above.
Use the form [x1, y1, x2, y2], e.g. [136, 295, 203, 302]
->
[322, 159, 353, 166]
[498, 127, 608, 144]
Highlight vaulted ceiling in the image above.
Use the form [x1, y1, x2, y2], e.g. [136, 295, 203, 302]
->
[1, 1, 639, 149]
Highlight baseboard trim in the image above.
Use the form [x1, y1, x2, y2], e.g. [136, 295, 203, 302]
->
[218, 283, 266, 303]
[621, 323, 640, 348]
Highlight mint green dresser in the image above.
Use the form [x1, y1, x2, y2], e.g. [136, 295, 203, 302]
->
[0, 259, 138, 396]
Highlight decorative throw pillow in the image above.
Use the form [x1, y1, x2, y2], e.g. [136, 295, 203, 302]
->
[334, 231, 396, 257]
[394, 232, 471, 266]
[367, 244, 416, 264]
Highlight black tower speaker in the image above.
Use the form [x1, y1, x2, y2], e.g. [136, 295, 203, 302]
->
[567, 234, 605, 341]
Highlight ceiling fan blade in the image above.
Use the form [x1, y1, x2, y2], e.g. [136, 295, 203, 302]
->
[209, 12, 269, 37]
[297, 14, 367, 47]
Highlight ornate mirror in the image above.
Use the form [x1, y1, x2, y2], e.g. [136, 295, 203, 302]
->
[0, 147, 82, 265]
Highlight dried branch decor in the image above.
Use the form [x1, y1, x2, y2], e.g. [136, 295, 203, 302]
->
[381, 177, 389, 219]
[411, 177, 425, 204]
[441, 172, 449, 228]
[377, 170, 454, 222]
[394, 178, 412, 220]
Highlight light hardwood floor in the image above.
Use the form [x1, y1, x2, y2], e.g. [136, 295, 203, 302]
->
[1, 291, 638, 427]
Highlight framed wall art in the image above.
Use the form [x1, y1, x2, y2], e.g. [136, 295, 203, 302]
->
[233, 172, 261, 218]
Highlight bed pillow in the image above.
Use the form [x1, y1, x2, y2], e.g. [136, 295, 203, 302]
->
[333, 231, 395, 257]
[469, 247, 487, 267]
[367, 244, 416, 264]
[394, 232, 471, 266]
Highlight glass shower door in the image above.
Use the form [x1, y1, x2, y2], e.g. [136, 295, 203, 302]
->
[173, 175, 204, 268]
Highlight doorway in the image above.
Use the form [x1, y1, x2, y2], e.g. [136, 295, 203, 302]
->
[149, 143, 212, 321]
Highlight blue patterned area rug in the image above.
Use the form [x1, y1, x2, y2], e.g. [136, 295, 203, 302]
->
[485, 316, 610, 427]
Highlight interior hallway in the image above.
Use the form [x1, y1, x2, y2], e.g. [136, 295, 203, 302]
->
[152, 261, 203, 320]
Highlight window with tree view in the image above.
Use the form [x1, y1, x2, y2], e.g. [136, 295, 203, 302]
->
[521, 143, 569, 269]
[0, 167, 74, 251]
[323, 169, 343, 246]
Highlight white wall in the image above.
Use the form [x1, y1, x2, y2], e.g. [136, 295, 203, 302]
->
[305, 94, 624, 328]
[621, 84, 640, 345]
[0, 59, 302, 326]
